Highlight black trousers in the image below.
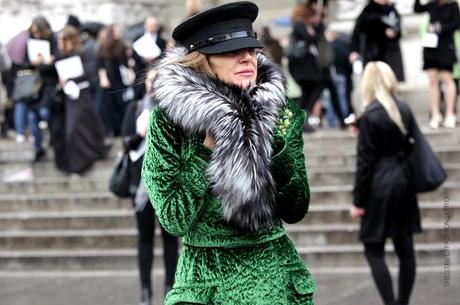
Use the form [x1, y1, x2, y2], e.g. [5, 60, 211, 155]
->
[364, 234, 416, 305]
[135, 200, 179, 290]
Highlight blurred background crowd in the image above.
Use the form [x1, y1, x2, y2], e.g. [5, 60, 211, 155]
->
[0, 0, 458, 170]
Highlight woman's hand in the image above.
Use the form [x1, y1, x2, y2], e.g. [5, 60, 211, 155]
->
[31, 54, 44, 66]
[350, 206, 365, 218]
[59, 78, 67, 87]
[98, 68, 111, 89]
[385, 28, 397, 39]
[99, 77, 111, 89]
[349, 52, 360, 63]
[203, 130, 215, 150]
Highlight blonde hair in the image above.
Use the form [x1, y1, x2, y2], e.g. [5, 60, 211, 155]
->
[147, 51, 215, 88]
[361, 61, 407, 134]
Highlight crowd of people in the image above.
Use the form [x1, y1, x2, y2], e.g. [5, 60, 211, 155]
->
[287, 0, 459, 131]
[0, 1, 457, 305]
[1, 1, 459, 164]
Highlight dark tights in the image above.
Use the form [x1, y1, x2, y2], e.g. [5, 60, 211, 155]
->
[136, 201, 179, 292]
[364, 234, 416, 305]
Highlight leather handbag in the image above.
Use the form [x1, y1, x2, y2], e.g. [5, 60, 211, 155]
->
[12, 69, 42, 102]
[407, 122, 447, 193]
[109, 152, 132, 198]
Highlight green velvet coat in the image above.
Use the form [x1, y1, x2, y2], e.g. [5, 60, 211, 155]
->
[142, 97, 316, 305]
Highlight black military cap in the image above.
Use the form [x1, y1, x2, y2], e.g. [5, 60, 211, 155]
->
[172, 1, 263, 55]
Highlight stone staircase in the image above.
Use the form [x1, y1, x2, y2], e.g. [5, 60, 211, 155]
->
[0, 125, 458, 272]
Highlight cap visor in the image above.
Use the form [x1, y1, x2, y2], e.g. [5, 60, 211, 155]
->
[197, 37, 263, 55]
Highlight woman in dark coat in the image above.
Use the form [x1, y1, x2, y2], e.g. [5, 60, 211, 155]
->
[121, 75, 178, 305]
[414, 0, 460, 128]
[350, 0, 405, 82]
[95, 25, 130, 136]
[351, 62, 422, 305]
[53, 26, 108, 174]
[288, 3, 345, 130]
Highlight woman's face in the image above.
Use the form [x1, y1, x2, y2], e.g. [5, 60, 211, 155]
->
[30, 24, 43, 39]
[373, 0, 388, 5]
[57, 32, 75, 53]
[207, 48, 258, 88]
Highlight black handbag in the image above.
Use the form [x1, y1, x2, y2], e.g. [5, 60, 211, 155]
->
[316, 34, 335, 69]
[285, 37, 308, 60]
[109, 152, 132, 198]
[12, 69, 42, 102]
[407, 122, 447, 193]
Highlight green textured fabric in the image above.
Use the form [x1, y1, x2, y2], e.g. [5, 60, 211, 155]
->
[142, 97, 315, 304]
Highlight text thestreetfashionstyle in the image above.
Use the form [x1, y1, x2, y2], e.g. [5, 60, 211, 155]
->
[443, 196, 450, 288]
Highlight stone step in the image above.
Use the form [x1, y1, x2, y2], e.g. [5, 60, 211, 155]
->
[297, 242, 459, 267]
[303, 128, 460, 150]
[0, 140, 121, 161]
[0, 242, 457, 270]
[0, 174, 110, 193]
[307, 164, 460, 185]
[0, 201, 454, 230]
[0, 179, 456, 213]
[2, 163, 458, 194]
[0, 151, 117, 164]
[0, 161, 113, 179]
[0, 210, 136, 230]
[306, 146, 460, 168]
[286, 222, 458, 247]
[301, 201, 458, 225]
[310, 181, 459, 205]
[1, 222, 455, 250]
[0, 192, 131, 213]
[1, 128, 459, 163]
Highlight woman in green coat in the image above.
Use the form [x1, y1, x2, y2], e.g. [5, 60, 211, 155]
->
[142, 2, 316, 304]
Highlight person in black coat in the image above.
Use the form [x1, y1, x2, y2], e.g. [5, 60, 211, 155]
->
[121, 75, 178, 305]
[351, 62, 422, 305]
[414, 0, 460, 129]
[95, 25, 132, 136]
[350, 0, 405, 82]
[288, 3, 345, 130]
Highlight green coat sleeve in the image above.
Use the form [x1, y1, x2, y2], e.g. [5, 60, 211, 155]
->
[141, 108, 211, 236]
[272, 99, 310, 223]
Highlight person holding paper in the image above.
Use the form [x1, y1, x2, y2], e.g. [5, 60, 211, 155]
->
[350, 0, 405, 82]
[414, 0, 460, 128]
[14, 16, 58, 161]
[52, 26, 108, 174]
[131, 16, 167, 99]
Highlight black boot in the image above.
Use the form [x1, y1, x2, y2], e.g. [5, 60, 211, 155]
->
[139, 287, 151, 305]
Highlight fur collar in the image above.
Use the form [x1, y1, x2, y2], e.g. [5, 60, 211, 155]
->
[151, 47, 287, 232]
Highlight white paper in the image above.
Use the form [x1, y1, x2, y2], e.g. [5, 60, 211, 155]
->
[422, 33, 438, 48]
[54, 55, 84, 80]
[119, 65, 135, 86]
[129, 140, 146, 162]
[136, 109, 150, 137]
[353, 60, 363, 74]
[27, 39, 51, 63]
[63, 80, 80, 100]
[133, 33, 161, 59]
[122, 87, 135, 102]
